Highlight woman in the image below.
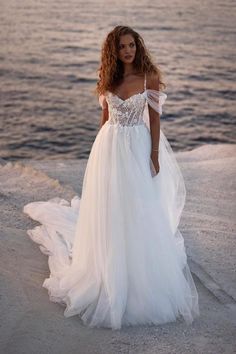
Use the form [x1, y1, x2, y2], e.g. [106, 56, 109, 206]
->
[23, 25, 200, 330]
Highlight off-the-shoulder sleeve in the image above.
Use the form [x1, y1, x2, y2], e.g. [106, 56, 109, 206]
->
[145, 89, 167, 116]
[98, 94, 108, 109]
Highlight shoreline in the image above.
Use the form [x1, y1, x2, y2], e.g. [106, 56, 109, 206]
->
[2, 142, 236, 163]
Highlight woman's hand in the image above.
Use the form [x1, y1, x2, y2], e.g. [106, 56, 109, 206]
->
[150, 150, 160, 175]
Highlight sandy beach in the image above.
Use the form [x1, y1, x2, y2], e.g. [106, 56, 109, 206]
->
[1, 143, 236, 354]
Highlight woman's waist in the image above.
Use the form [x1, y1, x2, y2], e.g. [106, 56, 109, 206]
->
[107, 118, 146, 128]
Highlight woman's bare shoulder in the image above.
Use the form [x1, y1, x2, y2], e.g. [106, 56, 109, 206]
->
[146, 72, 160, 90]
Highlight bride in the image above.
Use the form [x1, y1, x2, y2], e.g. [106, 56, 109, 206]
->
[23, 25, 200, 330]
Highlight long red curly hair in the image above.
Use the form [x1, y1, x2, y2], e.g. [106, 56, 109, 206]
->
[95, 25, 166, 96]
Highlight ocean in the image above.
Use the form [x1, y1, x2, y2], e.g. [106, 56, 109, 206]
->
[1, 0, 235, 160]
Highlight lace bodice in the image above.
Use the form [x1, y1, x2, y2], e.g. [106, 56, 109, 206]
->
[105, 91, 147, 126]
[98, 74, 168, 129]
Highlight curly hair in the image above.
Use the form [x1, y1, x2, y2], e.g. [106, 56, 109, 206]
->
[95, 25, 166, 96]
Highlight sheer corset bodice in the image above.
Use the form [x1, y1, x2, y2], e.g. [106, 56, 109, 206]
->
[106, 91, 147, 126]
[99, 73, 168, 130]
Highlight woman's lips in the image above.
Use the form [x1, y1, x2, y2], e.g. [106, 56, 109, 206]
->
[125, 55, 132, 59]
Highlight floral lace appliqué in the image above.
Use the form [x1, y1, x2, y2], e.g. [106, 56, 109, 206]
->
[106, 92, 146, 127]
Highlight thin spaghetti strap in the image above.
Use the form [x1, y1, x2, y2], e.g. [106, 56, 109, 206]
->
[144, 73, 146, 91]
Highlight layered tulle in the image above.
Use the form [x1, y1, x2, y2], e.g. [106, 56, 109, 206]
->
[23, 119, 199, 330]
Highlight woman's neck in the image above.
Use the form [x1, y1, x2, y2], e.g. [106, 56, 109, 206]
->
[123, 63, 136, 77]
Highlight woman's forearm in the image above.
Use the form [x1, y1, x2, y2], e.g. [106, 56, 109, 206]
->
[149, 115, 160, 151]
[99, 109, 109, 129]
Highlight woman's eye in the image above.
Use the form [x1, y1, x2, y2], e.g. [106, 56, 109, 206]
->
[130, 43, 134, 47]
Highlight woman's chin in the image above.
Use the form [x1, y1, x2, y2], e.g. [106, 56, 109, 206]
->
[123, 58, 134, 64]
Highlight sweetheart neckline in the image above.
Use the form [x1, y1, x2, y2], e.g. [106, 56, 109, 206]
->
[109, 90, 146, 102]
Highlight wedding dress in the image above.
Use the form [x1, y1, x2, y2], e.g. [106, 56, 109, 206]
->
[23, 74, 199, 330]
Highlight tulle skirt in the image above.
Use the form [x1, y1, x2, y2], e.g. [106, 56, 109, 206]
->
[23, 120, 199, 330]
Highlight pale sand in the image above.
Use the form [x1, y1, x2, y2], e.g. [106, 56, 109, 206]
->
[0, 144, 235, 354]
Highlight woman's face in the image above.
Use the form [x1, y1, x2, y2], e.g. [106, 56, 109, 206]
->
[117, 34, 136, 64]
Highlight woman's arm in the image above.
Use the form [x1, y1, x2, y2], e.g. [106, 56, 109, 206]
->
[99, 98, 109, 130]
[147, 73, 160, 174]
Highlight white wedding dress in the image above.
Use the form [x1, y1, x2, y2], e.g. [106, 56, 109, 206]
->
[23, 74, 199, 330]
